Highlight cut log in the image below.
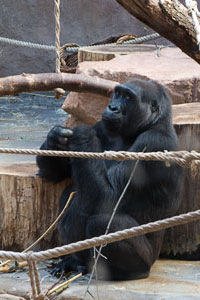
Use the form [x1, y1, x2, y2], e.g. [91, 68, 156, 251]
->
[0, 163, 69, 251]
[78, 44, 156, 63]
[161, 103, 200, 255]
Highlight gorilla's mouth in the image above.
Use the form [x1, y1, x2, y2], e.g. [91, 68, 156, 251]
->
[102, 112, 123, 132]
[102, 108, 123, 120]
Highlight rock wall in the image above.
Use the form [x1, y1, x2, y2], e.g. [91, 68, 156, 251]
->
[0, 0, 167, 77]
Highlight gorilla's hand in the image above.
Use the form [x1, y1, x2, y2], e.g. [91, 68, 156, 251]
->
[46, 126, 73, 150]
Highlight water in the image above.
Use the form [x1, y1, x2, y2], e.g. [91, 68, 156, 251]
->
[0, 92, 68, 163]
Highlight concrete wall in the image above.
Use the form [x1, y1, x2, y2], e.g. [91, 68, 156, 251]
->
[0, 0, 168, 77]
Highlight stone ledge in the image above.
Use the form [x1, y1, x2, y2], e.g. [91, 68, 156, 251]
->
[62, 47, 200, 127]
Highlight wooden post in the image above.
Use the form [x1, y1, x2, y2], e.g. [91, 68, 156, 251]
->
[161, 103, 200, 255]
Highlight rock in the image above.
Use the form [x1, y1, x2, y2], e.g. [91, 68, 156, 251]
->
[62, 47, 200, 127]
[63, 92, 108, 128]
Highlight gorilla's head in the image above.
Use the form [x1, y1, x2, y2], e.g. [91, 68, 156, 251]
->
[102, 78, 172, 139]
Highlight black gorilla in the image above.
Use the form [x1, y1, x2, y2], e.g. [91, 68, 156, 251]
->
[37, 78, 182, 280]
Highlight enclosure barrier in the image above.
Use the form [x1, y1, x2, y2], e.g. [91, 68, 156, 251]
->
[1, 204, 200, 298]
[0, 148, 199, 169]
[1, 0, 200, 298]
[0, 147, 200, 299]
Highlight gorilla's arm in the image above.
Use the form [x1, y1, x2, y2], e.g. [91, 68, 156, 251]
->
[107, 128, 181, 217]
[66, 125, 179, 210]
[36, 127, 72, 182]
[67, 125, 115, 210]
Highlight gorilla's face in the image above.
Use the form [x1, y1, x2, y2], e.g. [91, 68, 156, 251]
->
[102, 80, 162, 138]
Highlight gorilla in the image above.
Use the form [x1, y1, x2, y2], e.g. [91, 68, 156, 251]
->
[37, 78, 182, 280]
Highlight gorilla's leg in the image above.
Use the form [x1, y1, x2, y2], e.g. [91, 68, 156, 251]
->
[86, 214, 163, 281]
[52, 185, 89, 276]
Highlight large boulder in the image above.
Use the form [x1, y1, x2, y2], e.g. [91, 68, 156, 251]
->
[62, 47, 200, 127]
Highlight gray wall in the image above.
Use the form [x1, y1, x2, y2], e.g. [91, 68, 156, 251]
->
[0, 0, 165, 77]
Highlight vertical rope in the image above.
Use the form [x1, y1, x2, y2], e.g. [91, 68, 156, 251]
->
[54, 0, 61, 73]
[54, 0, 66, 98]
[27, 259, 37, 300]
[33, 261, 42, 296]
[27, 252, 45, 300]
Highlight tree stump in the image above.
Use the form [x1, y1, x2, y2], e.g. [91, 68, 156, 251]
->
[161, 103, 200, 255]
[0, 162, 69, 251]
[78, 44, 156, 63]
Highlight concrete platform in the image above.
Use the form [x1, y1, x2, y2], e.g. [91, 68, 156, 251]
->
[0, 259, 200, 299]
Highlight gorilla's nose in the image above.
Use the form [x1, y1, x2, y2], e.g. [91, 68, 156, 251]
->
[108, 104, 120, 113]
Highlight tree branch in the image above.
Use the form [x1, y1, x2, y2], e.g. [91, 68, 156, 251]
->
[0, 73, 118, 97]
[116, 0, 200, 63]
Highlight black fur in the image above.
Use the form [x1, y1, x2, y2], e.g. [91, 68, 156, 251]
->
[37, 79, 182, 280]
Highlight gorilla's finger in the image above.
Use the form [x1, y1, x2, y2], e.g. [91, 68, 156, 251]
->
[57, 136, 68, 145]
[58, 128, 73, 137]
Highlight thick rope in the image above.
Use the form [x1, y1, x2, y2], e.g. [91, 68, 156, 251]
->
[0, 36, 55, 50]
[33, 261, 41, 296]
[27, 256, 37, 300]
[0, 148, 199, 168]
[54, 0, 66, 99]
[54, 0, 61, 73]
[27, 253, 45, 300]
[60, 32, 161, 53]
[1, 208, 200, 263]
[0, 33, 161, 53]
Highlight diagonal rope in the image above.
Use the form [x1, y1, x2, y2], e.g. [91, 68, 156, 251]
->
[84, 156, 142, 298]
[1, 208, 200, 263]
[0, 33, 161, 53]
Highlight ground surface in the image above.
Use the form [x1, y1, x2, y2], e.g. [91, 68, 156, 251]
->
[0, 260, 200, 299]
[0, 92, 67, 163]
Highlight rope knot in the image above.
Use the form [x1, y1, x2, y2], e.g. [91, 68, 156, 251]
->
[54, 87, 66, 99]
[27, 251, 34, 262]
[190, 160, 200, 178]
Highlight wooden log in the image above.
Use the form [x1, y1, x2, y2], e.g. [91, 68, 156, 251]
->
[161, 103, 200, 255]
[0, 73, 117, 98]
[78, 44, 156, 63]
[115, 0, 200, 63]
[0, 163, 69, 251]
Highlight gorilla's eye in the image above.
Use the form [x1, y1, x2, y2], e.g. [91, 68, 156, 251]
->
[125, 94, 131, 101]
[115, 90, 120, 98]
[151, 103, 158, 113]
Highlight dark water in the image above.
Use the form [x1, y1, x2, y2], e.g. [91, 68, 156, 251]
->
[0, 92, 68, 163]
